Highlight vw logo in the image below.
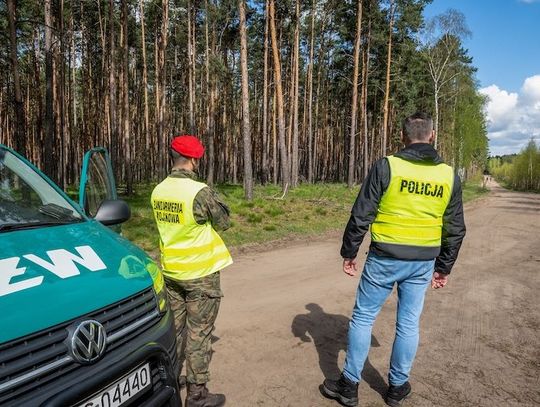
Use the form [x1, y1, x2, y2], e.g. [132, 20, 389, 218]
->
[69, 320, 107, 364]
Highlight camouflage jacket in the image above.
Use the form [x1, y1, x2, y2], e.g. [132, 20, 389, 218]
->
[169, 169, 231, 232]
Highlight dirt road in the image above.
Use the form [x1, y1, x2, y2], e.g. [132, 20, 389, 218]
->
[205, 182, 540, 406]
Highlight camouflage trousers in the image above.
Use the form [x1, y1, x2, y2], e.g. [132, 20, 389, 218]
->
[165, 271, 223, 385]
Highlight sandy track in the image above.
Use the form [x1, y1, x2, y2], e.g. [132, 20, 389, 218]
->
[199, 182, 540, 406]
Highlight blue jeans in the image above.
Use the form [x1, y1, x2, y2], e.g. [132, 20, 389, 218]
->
[343, 252, 434, 386]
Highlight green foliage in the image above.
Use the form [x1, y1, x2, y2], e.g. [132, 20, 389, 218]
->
[421, 9, 488, 178]
[452, 75, 489, 174]
[490, 140, 540, 192]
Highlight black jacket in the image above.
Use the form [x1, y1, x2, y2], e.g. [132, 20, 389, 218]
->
[341, 143, 466, 274]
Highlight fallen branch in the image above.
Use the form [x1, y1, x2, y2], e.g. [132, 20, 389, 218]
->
[268, 182, 289, 200]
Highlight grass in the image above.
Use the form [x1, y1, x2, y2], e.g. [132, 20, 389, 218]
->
[119, 178, 488, 254]
[120, 183, 358, 253]
[462, 180, 490, 203]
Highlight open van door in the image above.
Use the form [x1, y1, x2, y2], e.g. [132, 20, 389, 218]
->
[79, 147, 130, 226]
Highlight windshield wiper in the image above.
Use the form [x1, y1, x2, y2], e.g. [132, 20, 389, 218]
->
[0, 220, 78, 233]
[38, 203, 79, 221]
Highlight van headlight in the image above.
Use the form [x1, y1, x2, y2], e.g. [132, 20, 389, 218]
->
[147, 262, 168, 314]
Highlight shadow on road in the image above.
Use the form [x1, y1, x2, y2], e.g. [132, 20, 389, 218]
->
[292, 303, 387, 398]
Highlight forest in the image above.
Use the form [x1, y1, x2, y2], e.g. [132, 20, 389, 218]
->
[490, 140, 540, 192]
[0, 0, 489, 198]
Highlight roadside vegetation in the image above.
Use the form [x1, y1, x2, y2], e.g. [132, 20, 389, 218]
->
[121, 180, 487, 254]
[122, 183, 357, 254]
[462, 179, 489, 202]
[489, 140, 540, 192]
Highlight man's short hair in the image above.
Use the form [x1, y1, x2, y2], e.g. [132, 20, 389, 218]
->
[402, 112, 433, 141]
[169, 148, 190, 164]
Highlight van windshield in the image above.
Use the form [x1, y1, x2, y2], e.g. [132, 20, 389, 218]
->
[0, 148, 82, 231]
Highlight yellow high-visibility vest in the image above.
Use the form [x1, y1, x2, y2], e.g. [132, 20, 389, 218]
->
[371, 155, 454, 247]
[151, 177, 233, 281]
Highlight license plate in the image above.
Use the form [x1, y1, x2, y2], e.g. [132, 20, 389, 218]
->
[77, 363, 151, 407]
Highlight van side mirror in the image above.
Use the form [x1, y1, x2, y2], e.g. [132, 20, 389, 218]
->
[94, 199, 131, 225]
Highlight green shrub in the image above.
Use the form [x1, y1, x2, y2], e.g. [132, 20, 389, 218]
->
[314, 207, 328, 216]
[246, 213, 263, 223]
[264, 206, 285, 217]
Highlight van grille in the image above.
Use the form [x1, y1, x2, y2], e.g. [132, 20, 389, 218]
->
[0, 287, 160, 405]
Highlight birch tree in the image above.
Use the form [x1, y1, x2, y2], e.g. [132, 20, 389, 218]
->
[422, 9, 470, 148]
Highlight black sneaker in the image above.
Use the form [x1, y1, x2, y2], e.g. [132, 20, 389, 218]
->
[321, 374, 359, 407]
[385, 381, 411, 406]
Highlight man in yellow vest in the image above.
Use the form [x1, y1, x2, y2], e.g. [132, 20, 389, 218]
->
[151, 135, 232, 407]
[321, 112, 466, 407]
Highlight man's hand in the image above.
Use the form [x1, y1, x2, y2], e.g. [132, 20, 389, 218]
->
[343, 258, 357, 276]
[432, 271, 449, 289]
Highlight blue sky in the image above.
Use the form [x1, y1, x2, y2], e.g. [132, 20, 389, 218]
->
[424, 0, 540, 156]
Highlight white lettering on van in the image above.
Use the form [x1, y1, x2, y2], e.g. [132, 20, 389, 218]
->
[23, 246, 107, 278]
[0, 257, 44, 297]
[0, 246, 107, 297]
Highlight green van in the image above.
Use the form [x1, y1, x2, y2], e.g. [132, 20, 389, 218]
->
[0, 145, 181, 406]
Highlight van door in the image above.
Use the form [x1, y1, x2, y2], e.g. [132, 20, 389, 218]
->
[79, 148, 129, 227]
[79, 148, 117, 216]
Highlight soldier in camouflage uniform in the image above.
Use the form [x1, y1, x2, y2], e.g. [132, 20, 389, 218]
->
[151, 135, 232, 407]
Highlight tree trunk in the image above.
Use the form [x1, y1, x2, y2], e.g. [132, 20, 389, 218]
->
[187, 0, 195, 133]
[192, 7, 198, 133]
[362, 19, 371, 180]
[6, 0, 26, 157]
[348, 0, 363, 187]
[58, 0, 67, 188]
[44, 0, 56, 179]
[381, 0, 394, 157]
[291, 0, 300, 187]
[108, 0, 118, 176]
[272, 90, 278, 185]
[156, 0, 169, 178]
[139, 0, 151, 173]
[68, 3, 76, 184]
[121, 0, 132, 194]
[434, 88, 439, 149]
[262, 0, 270, 184]
[268, 0, 289, 192]
[238, 0, 254, 200]
[313, 25, 327, 182]
[205, 0, 215, 185]
[32, 26, 43, 164]
[306, 0, 316, 183]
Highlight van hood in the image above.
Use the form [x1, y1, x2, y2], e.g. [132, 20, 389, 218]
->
[0, 221, 155, 343]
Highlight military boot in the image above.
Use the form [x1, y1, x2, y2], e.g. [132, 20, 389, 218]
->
[321, 374, 359, 406]
[385, 381, 411, 406]
[185, 383, 226, 407]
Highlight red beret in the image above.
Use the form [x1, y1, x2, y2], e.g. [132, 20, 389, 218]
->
[170, 135, 205, 159]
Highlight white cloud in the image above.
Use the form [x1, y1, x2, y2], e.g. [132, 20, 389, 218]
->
[521, 75, 540, 102]
[480, 75, 540, 156]
[480, 85, 518, 131]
